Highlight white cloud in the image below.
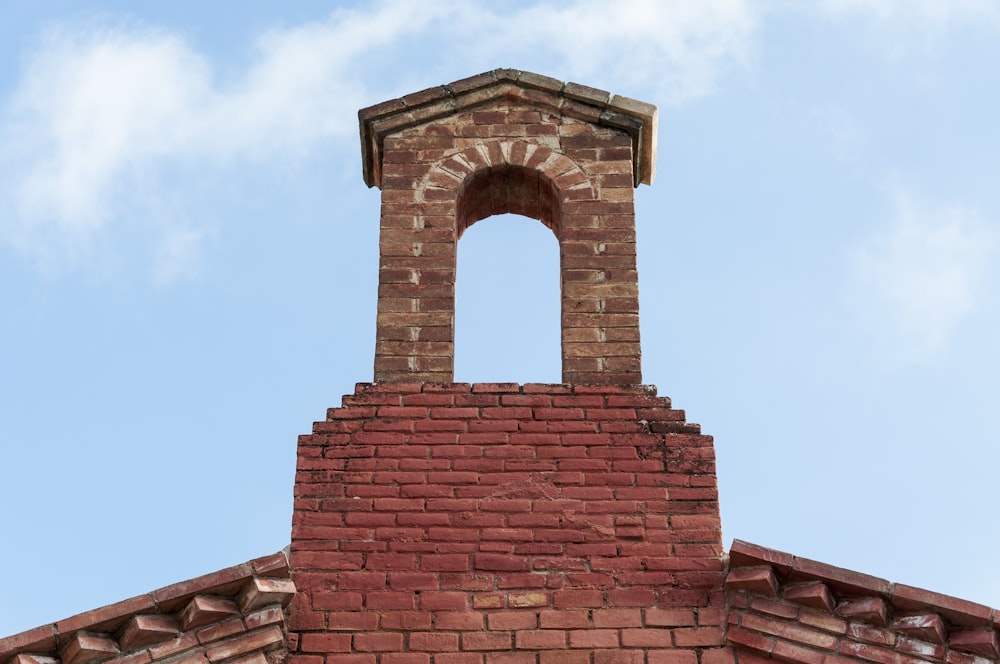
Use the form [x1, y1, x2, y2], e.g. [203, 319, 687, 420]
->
[7, 26, 209, 235]
[0, 0, 757, 280]
[203, 2, 458, 156]
[816, 0, 1000, 64]
[847, 189, 996, 361]
[819, 0, 1000, 26]
[470, 0, 757, 104]
[818, 0, 1000, 58]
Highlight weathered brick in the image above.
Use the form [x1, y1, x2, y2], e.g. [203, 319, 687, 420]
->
[646, 651, 698, 664]
[568, 630, 619, 649]
[593, 609, 642, 628]
[461, 633, 512, 651]
[327, 656, 375, 664]
[673, 627, 724, 647]
[298, 633, 352, 653]
[515, 630, 566, 649]
[435, 654, 483, 664]
[410, 633, 459, 652]
[740, 614, 838, 651]
[383, 655, 430, 664]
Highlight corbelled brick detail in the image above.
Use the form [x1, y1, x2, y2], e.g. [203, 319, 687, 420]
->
[0, 553, 295, 664]
[721, 540, 1000, 663]
[288, 382, 725, 664]
[359, 69, 657, 384]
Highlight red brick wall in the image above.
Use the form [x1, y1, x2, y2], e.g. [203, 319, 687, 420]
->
[288, 71, 724, 664]
[287, 383, 726, 664]
[373, 99, 642, 384]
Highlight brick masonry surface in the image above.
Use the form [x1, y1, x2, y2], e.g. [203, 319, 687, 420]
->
[288, 382, 726, 664]
[360, 69, 656, 384]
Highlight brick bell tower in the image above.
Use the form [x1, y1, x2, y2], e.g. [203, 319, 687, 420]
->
[288, 70, 726, 664]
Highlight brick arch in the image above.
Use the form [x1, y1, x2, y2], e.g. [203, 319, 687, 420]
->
[457, 164, 561, 236]
[420, 140, 597, 237]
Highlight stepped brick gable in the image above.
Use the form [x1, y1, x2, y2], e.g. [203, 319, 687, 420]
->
[288, 382, 725, 664]
[4, 69, 999, 664]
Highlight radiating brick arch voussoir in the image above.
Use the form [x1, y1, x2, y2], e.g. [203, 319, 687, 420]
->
[420, 139, 598, 237]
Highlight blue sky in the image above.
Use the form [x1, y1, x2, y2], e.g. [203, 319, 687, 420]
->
[3, 0, 1000, 635]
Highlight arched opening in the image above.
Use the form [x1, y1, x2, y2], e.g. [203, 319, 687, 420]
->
[454, 214, 561, 383]
[456, 164, 561, 237]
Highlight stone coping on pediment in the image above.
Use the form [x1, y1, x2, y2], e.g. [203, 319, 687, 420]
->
[358, 68, 657, 189]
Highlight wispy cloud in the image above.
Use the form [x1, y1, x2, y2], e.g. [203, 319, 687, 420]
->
[818, 0, 1000, 59]
[0, 3, 452, 279]
[5, 27, 208, 240]
[819, 0, 1000, 26]
[846, 188, 997, 361]
[470, 0, 757, 103]
[0, 0, 756, 282]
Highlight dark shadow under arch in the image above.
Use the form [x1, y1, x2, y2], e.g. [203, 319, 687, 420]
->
[456, 164, 561, 238]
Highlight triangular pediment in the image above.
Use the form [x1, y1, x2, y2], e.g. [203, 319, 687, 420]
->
[358, 68, 657, 189]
